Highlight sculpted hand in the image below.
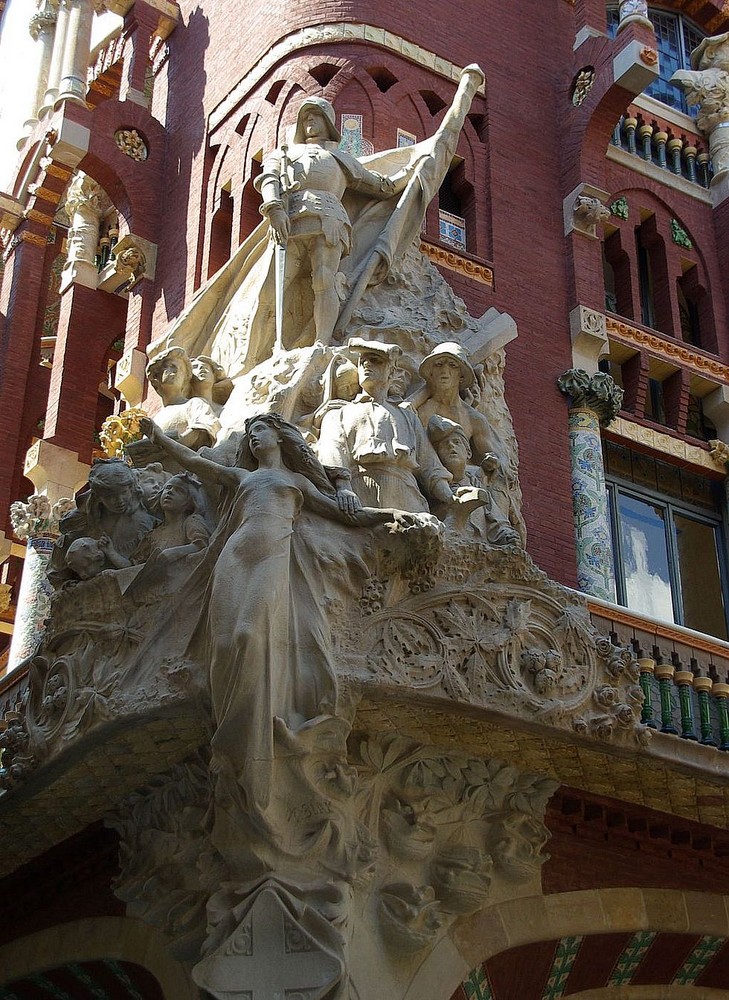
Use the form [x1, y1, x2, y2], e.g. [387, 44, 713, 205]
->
[336, 488, 362, 516]
[139, 416, 158, 441]
[267, 206, 290, 246]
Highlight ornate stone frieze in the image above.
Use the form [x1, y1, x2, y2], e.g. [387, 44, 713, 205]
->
[419, 240, 494, 285]
[558, 368, 623, 426]
[606, 315, 729, 382]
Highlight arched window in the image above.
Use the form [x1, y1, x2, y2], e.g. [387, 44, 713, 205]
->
[607, 6, 705, 113]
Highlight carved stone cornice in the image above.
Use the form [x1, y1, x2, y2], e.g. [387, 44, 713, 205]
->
[606, 315, 729, 384]
[558, 368, 623, 426]
[419, 240, 494, 286]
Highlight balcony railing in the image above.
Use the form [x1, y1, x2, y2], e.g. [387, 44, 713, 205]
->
[611, 114, 713, 188]
[589, 597, 729, 749]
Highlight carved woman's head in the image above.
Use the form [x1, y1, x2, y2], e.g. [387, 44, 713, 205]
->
[239, 412, 335, 496]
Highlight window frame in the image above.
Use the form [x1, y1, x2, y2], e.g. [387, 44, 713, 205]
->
[606, 5, 706, 115]
[606, 471, 729, 637]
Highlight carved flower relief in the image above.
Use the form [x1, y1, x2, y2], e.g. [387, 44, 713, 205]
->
[571, 67, 596, 107]
[114, 128, 149, 162]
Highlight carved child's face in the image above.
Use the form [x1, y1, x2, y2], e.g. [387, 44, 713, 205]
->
[66, 539, 105, 580]
[436, 433, 470, 478]
[159, 478, 193, 515]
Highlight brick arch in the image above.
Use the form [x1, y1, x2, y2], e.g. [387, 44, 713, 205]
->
[0, 916, 196, 1000]
[402, 888, 729, 1000]
[74, 99, 166, 241]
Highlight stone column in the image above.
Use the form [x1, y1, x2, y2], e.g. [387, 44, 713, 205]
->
[40, 0, 71, 113]
[671, 34, 729, 199]
[6, 496, 74, 673]
[616, 0, 652, 32]
[558, 368, 623, 601]
[55, 0, 95, 107]
[19, 1, 58, 139]
[60, 171, 105, 292]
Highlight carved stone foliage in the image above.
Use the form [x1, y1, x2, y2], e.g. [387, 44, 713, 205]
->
[114, 128, 148, 162]
[0, 713, 36, 792]
[106, 754, 213, 959]
[558, 367, 623, 426]
[352, 735, 558, 952]
[343, 544, 644, 748]
[10, 494, 74, 541]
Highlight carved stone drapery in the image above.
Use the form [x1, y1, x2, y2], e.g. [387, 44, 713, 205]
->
[60, 172, 109, 291]
[558, 370, 621, 602]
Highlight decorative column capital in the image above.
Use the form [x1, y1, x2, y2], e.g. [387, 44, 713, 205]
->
[30, 3, 58, 40]
[10, 494, 75, 542]
[558, 368, 623, 426]
[616, 0, 652, 32]
[63, 170, 105, 219]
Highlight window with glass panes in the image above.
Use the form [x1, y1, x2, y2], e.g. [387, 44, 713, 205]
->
[604, 441, 729, 639]
[606, 7, 705, 114]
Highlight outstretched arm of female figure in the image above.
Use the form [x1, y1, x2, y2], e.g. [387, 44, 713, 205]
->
[296, 474, 415, 528]
[139, 418, 243, 490]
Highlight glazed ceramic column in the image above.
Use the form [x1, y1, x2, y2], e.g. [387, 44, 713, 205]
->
[558, 368, 623, 601]
[55, 0, 95, 106]
[6, 496, 73, 673]
[616, 0, 652, 32]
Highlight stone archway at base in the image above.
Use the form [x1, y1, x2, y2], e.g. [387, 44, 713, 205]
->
[0, 916, 197, 1000]
[401, 887, 729, 1000]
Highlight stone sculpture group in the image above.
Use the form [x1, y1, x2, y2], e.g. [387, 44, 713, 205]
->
[1, 66, 648, 1000]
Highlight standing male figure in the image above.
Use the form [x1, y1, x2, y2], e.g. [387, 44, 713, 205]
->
[256, 98, 405, 347]
[316, 339, 454, 513]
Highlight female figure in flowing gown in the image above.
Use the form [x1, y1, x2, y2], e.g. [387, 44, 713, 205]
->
[139, 414, 404, 817]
